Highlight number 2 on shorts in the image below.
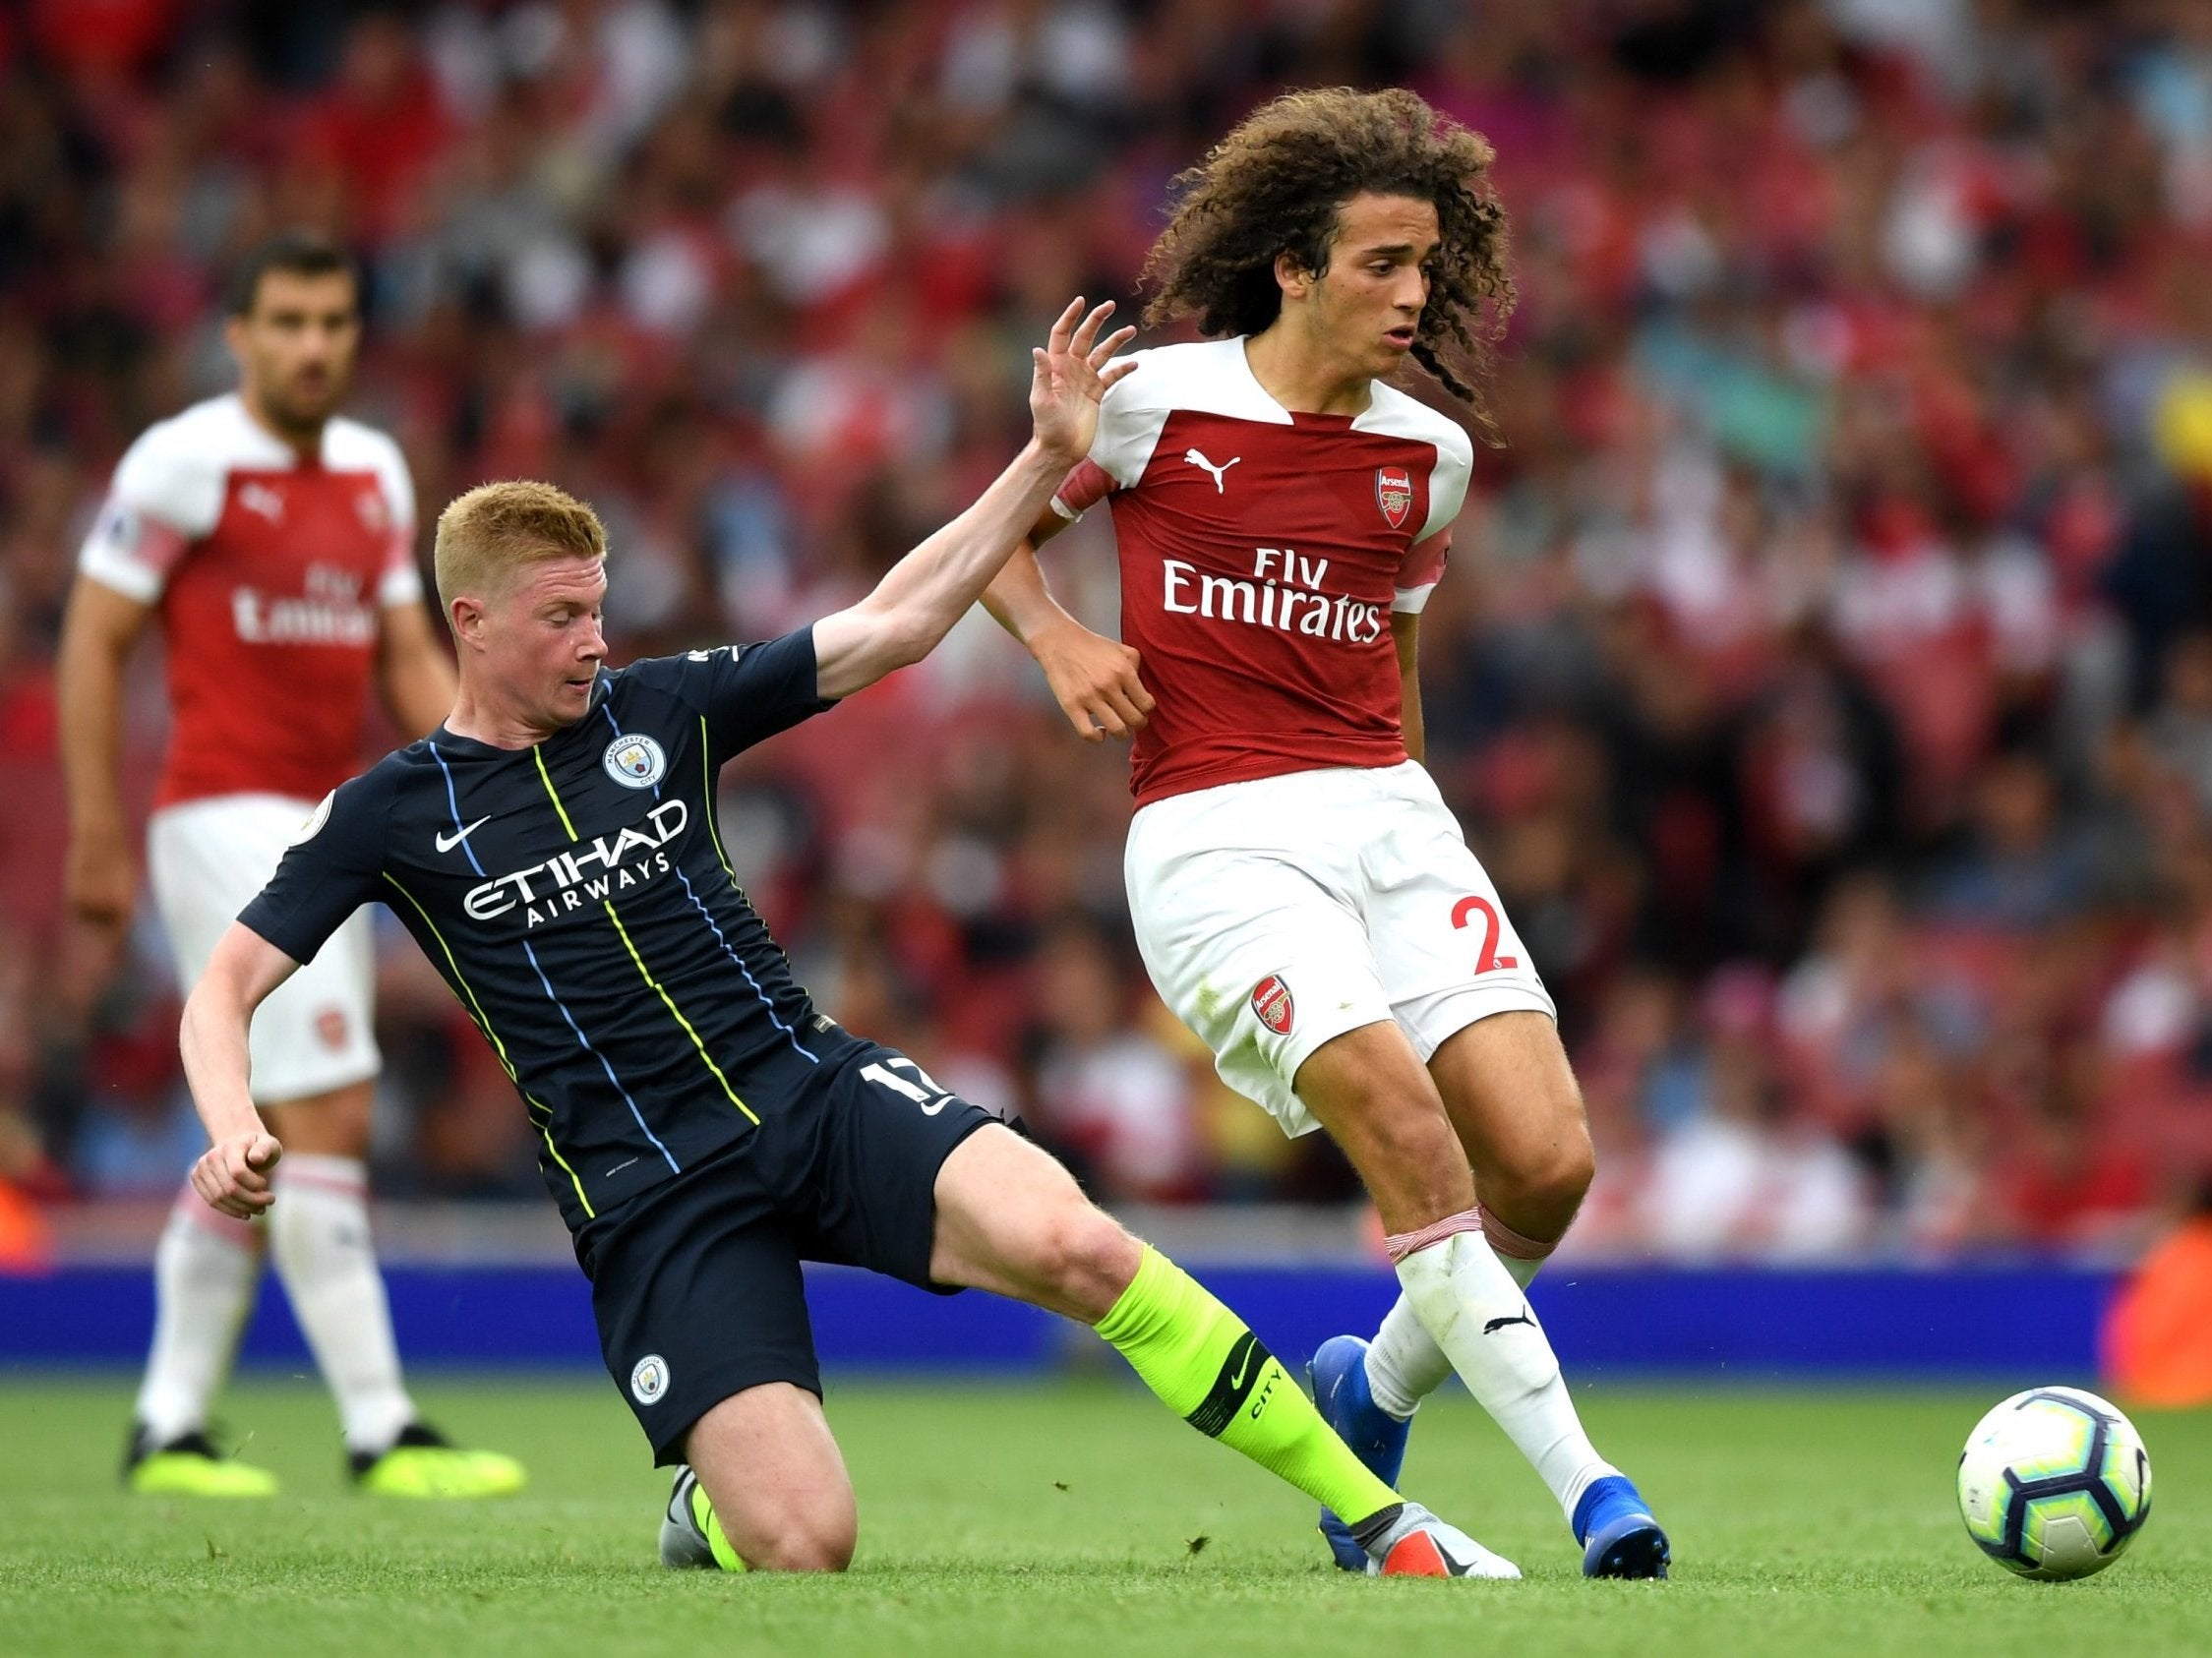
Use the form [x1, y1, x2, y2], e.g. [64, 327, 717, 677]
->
[1451, 895, 1519, 974]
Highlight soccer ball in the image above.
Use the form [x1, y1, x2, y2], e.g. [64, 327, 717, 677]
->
[1956, 1386, 2152, 1580]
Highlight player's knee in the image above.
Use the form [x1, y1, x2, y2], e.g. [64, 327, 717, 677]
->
[1536, 1122, 1595, 1209]
[1029, 1203, 1140, 1318]
[747, 1509, 856, 1572]
[1492, 1122, 1595, 1237]
[750, 1537, 853, 1572]
[765, 1528, 855, 1573]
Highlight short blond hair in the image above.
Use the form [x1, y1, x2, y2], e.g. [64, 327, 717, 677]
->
[433, 480, 609, 618]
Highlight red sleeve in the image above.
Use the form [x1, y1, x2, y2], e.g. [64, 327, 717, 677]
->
[78, 500, 194, 604]
[1393, 530, 1450, 613]
[1050, 457, 1117, 519]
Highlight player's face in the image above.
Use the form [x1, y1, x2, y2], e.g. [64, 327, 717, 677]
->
[1305, 193, 1440, 380]
[226, 270, 361, 438]
[494, 556, 609, 729]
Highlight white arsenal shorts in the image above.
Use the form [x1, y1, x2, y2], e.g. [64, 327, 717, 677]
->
[148, 793, 380, 1104]
[1125, 761, 1554, 1138]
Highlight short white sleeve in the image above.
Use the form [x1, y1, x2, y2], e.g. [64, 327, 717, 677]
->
[77, 418, 225, 603]
[1416, 423, 1473, 546]
[369, 435, 421, 607]
[330, 419, 423, 608]
[1086, 352, 1173, 491]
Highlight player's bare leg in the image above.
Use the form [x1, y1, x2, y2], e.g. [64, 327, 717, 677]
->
[664, 1384, 858, 1571]
[917, 1124, 1516, 1576]
[1432, 1011, 1595, 1256]
[1356, 1012, 1595, 1428]
[1294, 1020, 1666, 1576]
[924, 1124, 1141, 1316]
[258, 1081, 523, 1497]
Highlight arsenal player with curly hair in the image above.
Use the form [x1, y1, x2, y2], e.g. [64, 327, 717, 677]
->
[983, 88, 1671, 1579]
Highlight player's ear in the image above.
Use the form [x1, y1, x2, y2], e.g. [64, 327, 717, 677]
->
[1274, 250, 1311, 300]
[448, 595, 484, 646]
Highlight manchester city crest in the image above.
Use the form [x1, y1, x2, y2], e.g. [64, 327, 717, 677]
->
[603, 733, 667, 789]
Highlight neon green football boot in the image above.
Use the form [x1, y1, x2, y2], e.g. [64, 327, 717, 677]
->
[350, 1423, 526, 1498]
[124, 1428, 279, 1497]
[658, 1465, 745, 1569]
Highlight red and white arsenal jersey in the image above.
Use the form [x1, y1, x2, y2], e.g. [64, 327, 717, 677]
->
[78, 393, 422, 809]
[1051, 337, 1472, 805]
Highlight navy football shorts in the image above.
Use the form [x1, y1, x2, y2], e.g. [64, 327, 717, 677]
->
[573, 1041, 1001, 1464]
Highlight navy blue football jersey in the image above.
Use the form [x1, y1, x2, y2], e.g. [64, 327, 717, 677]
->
[242, 628, 867, 1229]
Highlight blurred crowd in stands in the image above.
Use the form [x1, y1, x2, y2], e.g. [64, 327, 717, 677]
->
[8, 0, 2212, 1261]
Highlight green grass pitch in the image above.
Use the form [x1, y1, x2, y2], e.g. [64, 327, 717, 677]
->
[1, 1375, 2205, 1657]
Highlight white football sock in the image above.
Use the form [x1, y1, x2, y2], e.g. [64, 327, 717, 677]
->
[267, 1155, 416, 1454]
[135, 1188, 264, 1445]
[1393, 1219, 1614, 1523]
[1495, 1253, 1543, 1291]
[1365, 1206, 1556, 1416]
[1364, 1294, 1452, 1420]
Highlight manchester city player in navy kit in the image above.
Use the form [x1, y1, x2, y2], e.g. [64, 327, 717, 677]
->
[176, 301, 1513, 1579]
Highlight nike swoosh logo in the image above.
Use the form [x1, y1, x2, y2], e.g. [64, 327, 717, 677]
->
[436, 816, 492, 853]
[1483, 1310, 1536, 1335]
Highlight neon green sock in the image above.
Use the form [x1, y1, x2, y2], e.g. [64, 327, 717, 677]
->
[1093, 1244, 1400, 1529]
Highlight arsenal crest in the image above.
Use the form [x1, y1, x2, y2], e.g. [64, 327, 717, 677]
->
[1375, 466, 1413, 530]
[1251, 974, 1295, 1036]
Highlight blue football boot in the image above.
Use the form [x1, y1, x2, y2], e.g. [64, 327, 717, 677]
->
[1573, 1473, 1670, 1578]
[1307, 1334, 1412, 1571]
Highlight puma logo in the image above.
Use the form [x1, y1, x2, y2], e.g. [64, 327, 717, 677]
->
[238, 481, 286, 523]
[1483, 1308, 1536, 1335]
[1184, 448, 1240, 493]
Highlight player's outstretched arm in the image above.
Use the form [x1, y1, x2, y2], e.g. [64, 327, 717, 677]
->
[811, 298, 1136, 700]
[181, 921, 302, 1217]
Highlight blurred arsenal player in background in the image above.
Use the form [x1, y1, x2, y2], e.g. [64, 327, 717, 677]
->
[58, 232, 522, 1499]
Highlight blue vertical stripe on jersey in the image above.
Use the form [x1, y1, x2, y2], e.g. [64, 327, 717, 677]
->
[428, 740, 681, 1177]
[516, 931, 683, 1172]
[594, 703, 820, 1067]
[381, 869, 593, 1218]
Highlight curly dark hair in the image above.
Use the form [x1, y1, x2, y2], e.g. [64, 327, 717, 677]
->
[1140, 88, 1515, 430]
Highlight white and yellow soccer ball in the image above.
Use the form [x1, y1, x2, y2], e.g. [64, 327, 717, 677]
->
[1957, 1386, 2152, 1580]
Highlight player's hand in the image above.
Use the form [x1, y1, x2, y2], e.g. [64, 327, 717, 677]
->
[1030, 297, 1137, 466]
[64, 828, 137, 930]
[1032, 616, 1154, 742]
[192, 1131, 283, 1219]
